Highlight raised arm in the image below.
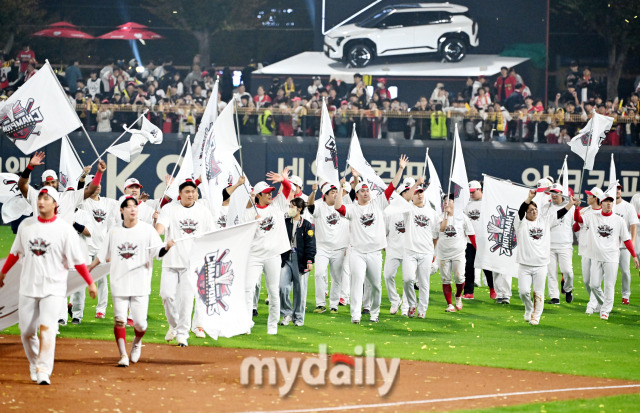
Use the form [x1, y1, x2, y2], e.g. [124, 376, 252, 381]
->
[389, 154, 409, 194]
[83, 160, 106, 200]
[18, 151, 45, 198]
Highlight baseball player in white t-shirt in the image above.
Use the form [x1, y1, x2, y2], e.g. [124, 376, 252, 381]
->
[436, 195, 476, 312]
[90, 195, 174, 367]
[572, 187, 604, 314]
[631, 193, 640, 254]
[614, 184, 639, 304]
[574, 192, 639, 320]
[156, 179, 215, 346]
[334, 155, 409, 324]
[516, 190, 574, 325]
[0, 188, 97, 385]
[110, 178, 158, 226]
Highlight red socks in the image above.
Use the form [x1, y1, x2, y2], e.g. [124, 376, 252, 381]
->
[456, 283, 464, 297]
[442, 284, 453, 305]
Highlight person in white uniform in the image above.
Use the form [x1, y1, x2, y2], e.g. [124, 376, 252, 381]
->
[614, 183, 639, 304]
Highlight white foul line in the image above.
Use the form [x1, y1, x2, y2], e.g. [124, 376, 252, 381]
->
[241, 384, 640, 413]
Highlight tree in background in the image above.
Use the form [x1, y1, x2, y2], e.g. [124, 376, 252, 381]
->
[0, 0, 46, 55]
[556, 0, 640, 99]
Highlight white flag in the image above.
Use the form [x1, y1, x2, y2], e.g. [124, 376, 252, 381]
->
[605, 153, 617, 206]
[0, 61, 81, 154]
[347, 127, 388, 199]
[189, 221, 258, 339]
[559, 156, 569, 196]
[0, 258, 110, 330]
[568, 113, 614, 170]
[1, 195, 31, 223]
[59, 136, 84, 191]
[166, 139, 195, 201]
[107, 117, 162, 163]
[316, 101, 340, 190]
[424, 151, 443, 215]
[202, 98, 241, 214]
[227, 178, 252, 228]
[193, 80, 219, 179]
[473, 176, 529, 276]
[0, 173, 21, 203]
[450, 126, 469, 222]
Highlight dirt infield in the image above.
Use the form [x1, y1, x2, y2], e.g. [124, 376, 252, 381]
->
[1, 335, 639, 412]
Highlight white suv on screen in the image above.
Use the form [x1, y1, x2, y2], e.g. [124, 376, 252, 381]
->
[324, 3, 479, 67]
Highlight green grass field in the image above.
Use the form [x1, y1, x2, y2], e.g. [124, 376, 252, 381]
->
[1, 224, 639, 411]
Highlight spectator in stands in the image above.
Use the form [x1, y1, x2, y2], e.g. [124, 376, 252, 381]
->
[411, 96, 430, 140]
[66, 60, 82, 94]
[430, 103, 447, 140]
[375, 78, 391, 100]
[494, 66, 516, 104]
[86, 70, 104, 99]
[471, 87, 492, 111]
[361, 101, 382, 139]
[23, 59, 38, 83]
[100, 59, 116, 93]
[565, 61, 580, 89]
[268, 77, 281, 101]
[622, 108, 639, 146]
[97, 101, 113, 132]
[509, 68, 524, 86]
[259, 102, 276, 136]
[183, 64, 202, 94]
[504, 83, 525, 113]
[307, 76, 322, 96]
[329, 76, 348, 99]
[349, 73, 363, 96]
[578, 67, 597, 103]
[545, 120, 560, 144]
[283, 76, 297, 98]
[15, 45, 35, 74]
[291, 96, 306, 135]
[431, 83, 450, 108]
[557, 127, 571, 144]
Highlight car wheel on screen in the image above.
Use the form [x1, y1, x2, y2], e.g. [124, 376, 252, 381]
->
[440, 38, 467, 62]
[346, 43, 374, 68]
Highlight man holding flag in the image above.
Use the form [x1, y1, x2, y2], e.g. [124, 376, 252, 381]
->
[614, 183, 639, 304]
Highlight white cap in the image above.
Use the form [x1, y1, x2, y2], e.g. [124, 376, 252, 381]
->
[599, 190, 615, 202]
[38, 187, 60, 203]
[545, 176, 555, 184]
[548, 183, 563, 194]
[253, 181, 275, 194]
[118, 194, 138, 207]
[322, 184, 338, 195]
[414, 185, 424, 193]
[124, 178, 143, 188]
[402, 177, 416, 188]
[355, 182, 369, 193]
[289, 175, 303, 189]
[342, 182, 351, 193]
[469, 180, 481, 192]
[586, 187, 604, 198]
[536, 178, 552, 192]
[41, 169, 58, 182]
[397, 183, 412, 195]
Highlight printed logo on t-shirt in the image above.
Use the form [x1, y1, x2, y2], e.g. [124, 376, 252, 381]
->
[394, 220, 405, 233]
[467, 209, 481, 221]
[326, 212, 340, 226]
[360, 213, 375, 227]
[259, 216, 275, 232]
[93, 209, 107, 223]
[179, 219, 199, 234]
[28, 238, 50, 256]
[117, 242, 138, 259]
[217, 215, 227, 228]
[529, 227, 544, 240]
[444, 225, 457, 237]
[597, 224, 613, 238]
[414, 215, 430, 227]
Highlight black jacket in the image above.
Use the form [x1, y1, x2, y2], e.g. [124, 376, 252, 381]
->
[281, 217, 316, 272]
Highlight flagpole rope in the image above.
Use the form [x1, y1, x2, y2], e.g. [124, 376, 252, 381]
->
[88, 110, 149, 168]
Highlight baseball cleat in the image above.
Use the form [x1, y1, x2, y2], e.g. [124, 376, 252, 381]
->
[529, 318, 539, 326]
[313, 306, 326, 313]
[496, 298, 504, 304]
[177, 337, 189, 347]
[566, 291, 573, 303]
[71, 318, 81, 325]
[339, 298, 347, 306]
[293, 321, 304, 327]
[351, 319, 360, 324]
[622, 298, 630, 305]
[389, 305, 399, 315]
[445, 304, 456, 312]
[489, 288, 497, 299]
[29, 365, 37, 382]
[417, 313, 425, 319]
[462, 294, 474, 299]
[548, 298, 560, 305]
[501, 298, 510, 305]
[265, 296, 270, 305]
[524, 311, 532, 322]
[192, 327, 206, 338]
[455, 297, 463, 311]
[164, 328, 177, 342]
[95, 312, 105, 319]
[36, 372, 50, 385]
[585, 307, 594, 315]
[600, 313, 609, 320]
[361, 308, 370, 315]
[252, 309, 258, 317]
[58, 318, 67, 326]
[118, 354, 130, 367]
[130, 344, 142, 363]
[330, 308, 338, 314]
[280, 315, 292, 326]
[369, 318, 379, 323]
[408, 307, 416, 318]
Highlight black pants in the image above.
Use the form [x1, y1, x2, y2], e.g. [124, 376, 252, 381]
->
[464, 243, 494, 294]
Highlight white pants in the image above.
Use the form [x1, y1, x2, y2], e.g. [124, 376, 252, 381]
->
[581, 256, 598, 311]
[19, 294, 65, 377]
[590, 260, 618, 315]
[439, 256, 465, 285]
[314, 248, 346, 308]
[547, 247, 574, 298]
[384, 256, 404, 308]
[341, 246, 352, 302]
[192, 299, 203, 330]
[113, 295, 149, 331]
[493, 272, 513, 299]
[246, 255, 281, 333]
[403, 251, 433, 314]
[95, 277, 109, 314]
[619, 248, 631, 299]
[160, 267, 196, 340]
[518, 264, 546, 319]
[349, 250, 382, 321]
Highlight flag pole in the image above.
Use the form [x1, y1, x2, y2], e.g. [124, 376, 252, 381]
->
[233, 97, 244, 171]
[445, 125, 457, 217]
[422, 147, 429, 178]
[66, 135, 85, 168]
[557, 154, 568, 183]
[234, 164, 258, 215]
[88, 110, 149, 168]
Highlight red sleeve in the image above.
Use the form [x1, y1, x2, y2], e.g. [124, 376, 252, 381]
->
[74, 264, 94, 285]
[469, 235, 477, 250]
[574, 206, 583, 224]
[624, 239, 637, 258]
[281, 179, 292, 199]
[384, 182, 396, 201]
[336, 205, 346, 216]
[92, 171, 103, 186]
[160, 197, 170, 208]
[195, 178, 202, 186]
[1, 253, 19, 274]
[572, 222, 581, 233]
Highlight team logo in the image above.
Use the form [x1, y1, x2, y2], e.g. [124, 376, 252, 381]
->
[2, 178, 19, 195]
[179, 219, 198, 234]
[28, 238, 50, 256]
[366, 179, 384, 196]
[597, 224, 613, 238]
[487, 205, 518, 256]
[203, 124, 222, 183]
[196, 249, 234, 315]
[1, 99, 43, 141]
[259, 216, 275, 232]
[326, 212, 340, 226]
[394, 220, 405, 233]
[217, 215, 227, 228]
[93, 209, 107, 223]
[529, 227, 544, 240]
[117, 242, 137, 259]
[324, 136, 339, 169]
[444, 225, 457, 237]
[453, 183, 462, 200]
[360, 213, 375, 227]
[467, 209, 481, 221]
[414, 214, 430, 227]
[58, 171, 69, 189]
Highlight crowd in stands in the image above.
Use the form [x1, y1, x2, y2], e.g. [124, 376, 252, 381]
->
[2, 47, 640, 146]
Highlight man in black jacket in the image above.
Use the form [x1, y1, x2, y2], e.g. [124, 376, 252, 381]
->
[279, 198, 316, 327]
